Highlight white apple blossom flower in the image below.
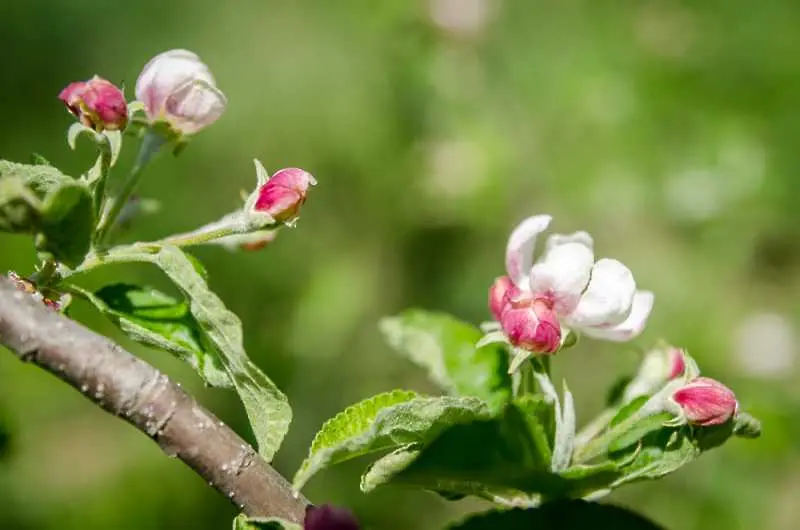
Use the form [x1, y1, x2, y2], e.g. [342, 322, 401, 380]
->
[491, 214, 653, 350]
[135, 49, 226, 135]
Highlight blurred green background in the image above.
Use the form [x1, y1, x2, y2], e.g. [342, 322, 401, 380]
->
[1, 0, 797, 528]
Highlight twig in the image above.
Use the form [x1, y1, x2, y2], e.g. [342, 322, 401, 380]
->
[0, 277, 309, 524]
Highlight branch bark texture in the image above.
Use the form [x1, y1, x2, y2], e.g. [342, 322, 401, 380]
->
[0, 277, 309, 523]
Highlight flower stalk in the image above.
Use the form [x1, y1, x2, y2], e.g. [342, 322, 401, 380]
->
[95, 129, 165, 246]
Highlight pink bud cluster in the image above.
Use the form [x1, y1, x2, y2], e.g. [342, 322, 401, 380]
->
[489, 275, 561, 353]
[59, 76, 128, 132]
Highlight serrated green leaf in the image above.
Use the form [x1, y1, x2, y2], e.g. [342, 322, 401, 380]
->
[361, 403, 611, 500]
[80, 244, 290, 460]
[379, 310, 511, 411]
[0, 160, 93, 266]
[39, 180, 94, 266]
[607, 404, 674, 454]
[293, 393, 489, 491]
[612, 427, 700, 487]
[515, 394, 554, 465]
[232, 514, 301, 530]
[445, 502, 664, 530]
[73, 283, 231, 388]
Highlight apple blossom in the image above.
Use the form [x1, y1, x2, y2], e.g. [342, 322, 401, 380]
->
[135, 49, 226, 136]
[490, 214, 654, 352]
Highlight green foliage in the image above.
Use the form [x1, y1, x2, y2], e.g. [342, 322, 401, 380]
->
[0, 160, 93, 266]
[360, 403, 617, 501]
[72, 283, 231, 388]
[232, 514, 301, 530]
[445, 502, 664, 530]
[606, 396, 674, 454]
[83, 244, 291, 461]
[379, 310, 512, 412]
[293, 392, 490, 490]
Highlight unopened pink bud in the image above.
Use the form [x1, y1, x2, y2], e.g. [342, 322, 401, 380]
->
[254, 167, 316, 223]
[488, 275, 519, 321]
[672, 377, 738, 426]
[59, 76, 127, 131]
[501, 298, 561, 354]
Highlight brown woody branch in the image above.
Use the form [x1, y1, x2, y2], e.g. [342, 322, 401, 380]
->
[0, 277, 309, 524]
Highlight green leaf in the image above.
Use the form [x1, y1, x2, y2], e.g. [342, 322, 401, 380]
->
[0, 160, 93, 266]
[232, 514, 301, 530]
[445, 501, 664, 530]
[73, 283, 231, 388]
[733, 411, 762, 438]
[612, 427, 700, 487]
[361, 403, 614, 501]
[81, 244, 290, 461]
[379, 310, 511, 411]
[359, 403, 554, 497]
[293, 392, 489, 491]
[607, 396, 674, 454]
[515, 394, 554, 465]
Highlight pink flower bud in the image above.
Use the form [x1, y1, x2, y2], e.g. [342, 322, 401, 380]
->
[488, 275, 519, 321]
[304, 504, 360, 530]
[135, 49, 226, 135]
[59, 76, 128, 131]
[254, 167, 317, 223]
[500, 298, 561, 354]
[672, 377, 738, 426]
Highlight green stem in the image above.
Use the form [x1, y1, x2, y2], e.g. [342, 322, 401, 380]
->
[92, 134, 113, 221]
[158, 226, 239, 247]
[95, 129, 165, 246]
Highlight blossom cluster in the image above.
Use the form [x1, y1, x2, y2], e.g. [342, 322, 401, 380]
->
[487, 215, 739, 426]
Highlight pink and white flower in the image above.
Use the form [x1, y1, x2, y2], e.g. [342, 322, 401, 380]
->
[135, 49, 226, 136]
[490, 214, 654, 353]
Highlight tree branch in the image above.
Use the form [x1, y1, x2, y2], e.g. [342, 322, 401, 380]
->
[0, 277, 309, 524]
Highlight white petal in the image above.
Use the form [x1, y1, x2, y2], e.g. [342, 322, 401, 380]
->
[505, 215, 552, 288]
[545, 231, 593, 253]
[567, 258, 636, 327]
[529, 242, 594, 315]
[165, 79, 227, 134]
[135, 49, 216, 121]
[581, 290, 654, 342]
